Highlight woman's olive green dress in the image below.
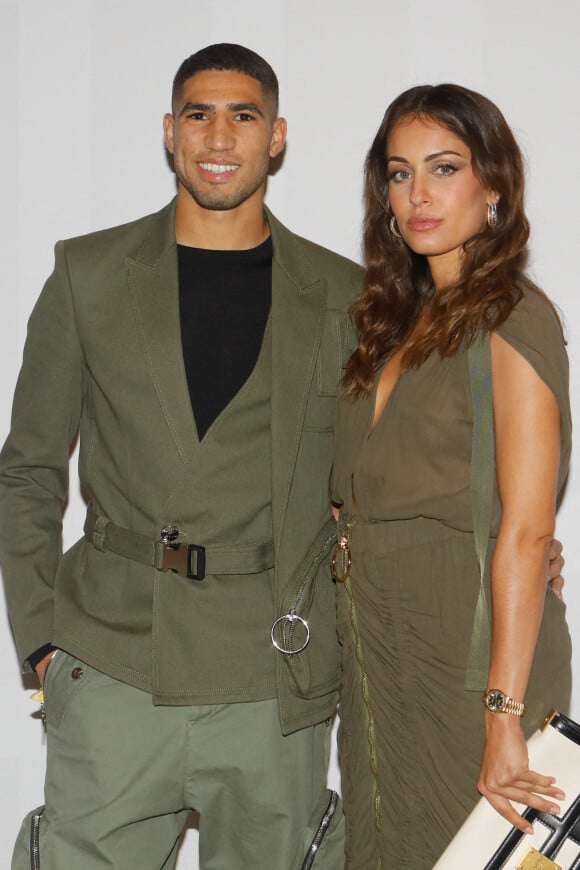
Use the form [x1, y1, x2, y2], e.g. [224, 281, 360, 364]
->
[331, 288, 572, 869]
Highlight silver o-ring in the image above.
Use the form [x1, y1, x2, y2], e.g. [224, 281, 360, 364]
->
[271, 614, 310, 655]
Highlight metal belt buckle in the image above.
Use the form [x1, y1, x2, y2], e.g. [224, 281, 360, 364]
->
[331, 532, 351, 583]
[517, 848, 562, 870]
[271, 613, 310, 655]
[161, 542, 206, 581]
[160, 525, 205, 581]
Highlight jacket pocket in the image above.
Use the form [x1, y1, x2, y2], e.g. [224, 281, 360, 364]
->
[274, 520, 341, 700]
[292, 789, 344, 870]
[12, 806, 45, 870]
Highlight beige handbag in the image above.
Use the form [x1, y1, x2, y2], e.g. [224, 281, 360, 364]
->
[433, 710, 580, 869]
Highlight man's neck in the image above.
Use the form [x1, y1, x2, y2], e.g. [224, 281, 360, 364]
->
[174, 189, 270, 251]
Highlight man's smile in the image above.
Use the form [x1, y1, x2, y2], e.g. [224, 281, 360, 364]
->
[198, 161, 240, 175]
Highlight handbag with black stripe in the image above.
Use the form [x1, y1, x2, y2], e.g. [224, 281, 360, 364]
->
[434, 710, 580, 869]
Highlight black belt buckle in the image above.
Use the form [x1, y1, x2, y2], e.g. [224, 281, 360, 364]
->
[186, 544, 205, 581]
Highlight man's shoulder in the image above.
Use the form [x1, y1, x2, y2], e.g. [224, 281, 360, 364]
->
[291, 232, 362, 275]
[267, 209, 363, 302]
[270, 212, 362, 272]
[60, 200, 175, 261]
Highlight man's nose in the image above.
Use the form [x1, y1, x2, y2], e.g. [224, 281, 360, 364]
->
[205, 118, 235, 151]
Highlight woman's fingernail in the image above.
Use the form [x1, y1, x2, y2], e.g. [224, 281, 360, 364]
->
[549, 804, 561, 815]
[525, 824, 534, 835]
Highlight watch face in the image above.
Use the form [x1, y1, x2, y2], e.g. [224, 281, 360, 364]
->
[486, 690, 505, 712]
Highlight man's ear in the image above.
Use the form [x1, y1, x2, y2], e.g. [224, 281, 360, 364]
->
[163, 113, 175, 155]
[269, 117, 287, 159]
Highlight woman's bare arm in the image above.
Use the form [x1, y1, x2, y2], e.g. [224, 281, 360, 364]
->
[477, 332, 565, 832]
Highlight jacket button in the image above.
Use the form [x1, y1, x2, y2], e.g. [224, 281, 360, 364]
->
[71, 667, 84, 680]
[161, 524, 180, 543]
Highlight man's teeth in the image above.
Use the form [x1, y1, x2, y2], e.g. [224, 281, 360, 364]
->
[199, 162, 239, 173]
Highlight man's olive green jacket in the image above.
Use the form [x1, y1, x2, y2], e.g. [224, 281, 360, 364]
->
[0, 200, 362, 734]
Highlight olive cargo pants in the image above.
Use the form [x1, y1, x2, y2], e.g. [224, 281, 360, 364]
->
[13, 652, 344, 869]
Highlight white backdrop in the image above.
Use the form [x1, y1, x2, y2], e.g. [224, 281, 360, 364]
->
[1, 1, 579, 866]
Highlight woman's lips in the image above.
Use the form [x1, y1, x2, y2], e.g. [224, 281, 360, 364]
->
[407, 217, 443, 231]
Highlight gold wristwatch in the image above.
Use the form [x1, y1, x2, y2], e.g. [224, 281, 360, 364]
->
[482, 689, 526, 717]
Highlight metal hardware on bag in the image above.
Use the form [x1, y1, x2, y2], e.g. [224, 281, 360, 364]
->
[162, 541, 206, 582]
[541, 707, 559, 731]
[271, 612, 310, 655]
[331, 533, 351, 583]
[516, 848, 561, 870]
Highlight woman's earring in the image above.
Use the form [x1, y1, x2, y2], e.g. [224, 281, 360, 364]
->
[389, 215, 402, 238]
[487, 201, 498, 228]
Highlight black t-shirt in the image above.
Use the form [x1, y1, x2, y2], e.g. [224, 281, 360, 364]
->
[178, 237, 272, 440]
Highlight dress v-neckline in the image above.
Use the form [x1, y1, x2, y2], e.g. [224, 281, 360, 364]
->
[368, 357, 406, 439]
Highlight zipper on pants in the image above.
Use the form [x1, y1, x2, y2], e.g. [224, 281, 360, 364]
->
[30, 809, 43, 870]
[300, 790, 339, 870]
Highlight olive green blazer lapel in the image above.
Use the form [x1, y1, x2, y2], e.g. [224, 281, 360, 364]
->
[268, 209, 328, 548]
[125, 198, 199, 464]
[125, 202, 328, 524]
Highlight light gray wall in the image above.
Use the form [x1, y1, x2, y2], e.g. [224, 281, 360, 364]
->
[1, 1, 579, 866]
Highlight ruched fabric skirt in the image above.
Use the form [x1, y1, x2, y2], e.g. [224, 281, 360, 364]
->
[335, 517, 572, 870]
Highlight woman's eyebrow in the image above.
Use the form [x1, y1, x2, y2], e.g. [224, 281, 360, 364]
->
[387, 149, 464, 163]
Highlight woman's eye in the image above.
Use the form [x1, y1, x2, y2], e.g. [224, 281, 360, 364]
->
[433, 162, 458, 176]
[388, 169, 411, 183]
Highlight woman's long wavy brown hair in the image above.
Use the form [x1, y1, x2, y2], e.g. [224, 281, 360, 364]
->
[344, 84, 536, 396]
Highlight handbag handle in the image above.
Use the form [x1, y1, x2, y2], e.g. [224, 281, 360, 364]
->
[465, 332, 495, 691]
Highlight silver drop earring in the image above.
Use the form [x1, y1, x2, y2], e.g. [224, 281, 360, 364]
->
[389, 215, 402, 238]
[487, 201, 498, 228]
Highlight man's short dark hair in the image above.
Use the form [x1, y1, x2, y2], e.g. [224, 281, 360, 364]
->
[172, 43, 279, 115]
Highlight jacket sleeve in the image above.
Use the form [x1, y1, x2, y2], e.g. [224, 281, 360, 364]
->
[0, 241, 85, 668]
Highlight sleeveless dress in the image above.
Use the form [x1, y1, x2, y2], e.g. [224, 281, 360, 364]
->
[331, 288, 573, 869]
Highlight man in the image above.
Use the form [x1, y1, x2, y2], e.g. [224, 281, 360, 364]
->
[0, 44, 361, 869]
[0, 43, 566, 870]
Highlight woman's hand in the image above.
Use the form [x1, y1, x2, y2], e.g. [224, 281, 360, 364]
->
[548, 537, 565, 599]
[477, 715, 565, 833]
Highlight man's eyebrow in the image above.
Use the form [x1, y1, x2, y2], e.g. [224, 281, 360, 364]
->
[179, 102, 213, 117]
[178, 102, 265, 119]
[387, 149, 464, 163]
[228, 102, 265, 118]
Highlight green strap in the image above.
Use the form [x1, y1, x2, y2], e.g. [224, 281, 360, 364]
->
[84, 505, 275, 576]
[465, 333, 495, 691]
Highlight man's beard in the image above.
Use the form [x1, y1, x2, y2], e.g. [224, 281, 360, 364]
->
[177, 162, 269, 212]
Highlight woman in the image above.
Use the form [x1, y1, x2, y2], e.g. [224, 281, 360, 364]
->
[331, 84, 572, 868]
